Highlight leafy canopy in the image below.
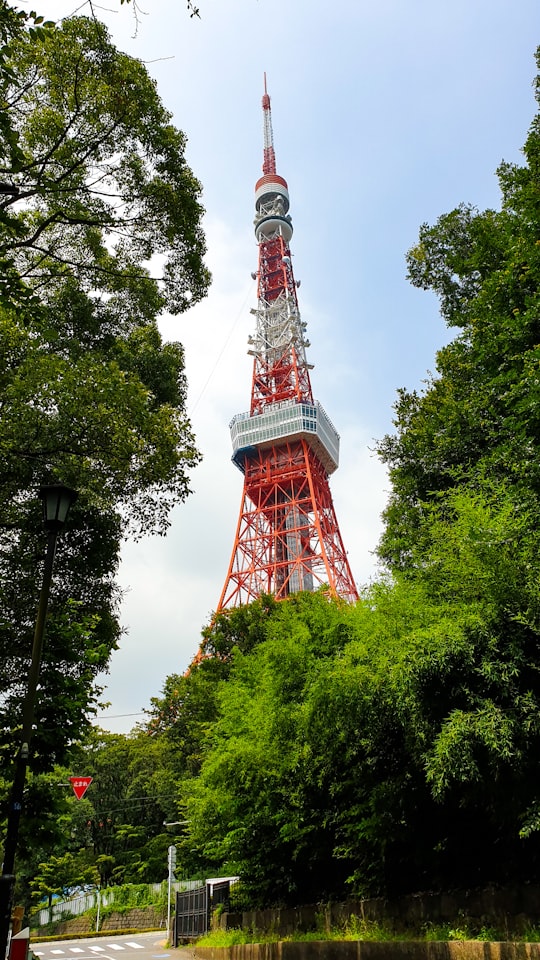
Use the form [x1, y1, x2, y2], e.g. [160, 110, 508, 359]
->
[0, 10, 208, 776]
[0, 14, 209, 311]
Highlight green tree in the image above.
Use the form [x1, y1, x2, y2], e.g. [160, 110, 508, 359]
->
[181, 593, 360, 903]
[180, 517, 540, 903]
[185, 584, 540, 902]
[18, 727, 183, 911]
[378, 49, 540, 574]
[0, 1, 209, 923]
[61, 729, 179, 884]
[0, 12, 208, 775]
[145, 596, 280, 779]
[370, 46, 540, 891]
[30, 851, 97, 914]
[1, 14, 208, 309]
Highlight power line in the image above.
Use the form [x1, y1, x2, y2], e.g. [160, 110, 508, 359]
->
[97, 711, 146, 719]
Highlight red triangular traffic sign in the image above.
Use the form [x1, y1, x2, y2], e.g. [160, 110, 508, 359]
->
[69, 776, 93, 800]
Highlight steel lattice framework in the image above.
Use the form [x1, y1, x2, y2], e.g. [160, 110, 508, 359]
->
[217, 78, 357, 611]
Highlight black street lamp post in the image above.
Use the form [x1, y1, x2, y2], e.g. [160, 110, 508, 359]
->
[0, 485, 78, 959]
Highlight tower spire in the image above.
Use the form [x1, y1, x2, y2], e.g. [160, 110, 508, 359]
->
[262, 72, 276, 175]
[216, 80, 357, 611]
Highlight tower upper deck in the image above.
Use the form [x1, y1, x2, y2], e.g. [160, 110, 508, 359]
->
[230, 399, 340, 476]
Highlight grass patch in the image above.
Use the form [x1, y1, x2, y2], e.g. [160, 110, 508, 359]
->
[196, 919, 404, 947]
[196, 918, 540, 947]
[197, 929, 279, 947]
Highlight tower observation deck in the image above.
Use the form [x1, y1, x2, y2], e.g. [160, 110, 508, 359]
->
[216, 78, 357, 610]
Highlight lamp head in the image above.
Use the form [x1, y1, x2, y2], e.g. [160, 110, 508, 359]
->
[39, 484, 78, 531]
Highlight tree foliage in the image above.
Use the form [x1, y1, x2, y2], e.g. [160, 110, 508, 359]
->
[1, 13, 209, 309]
[378, 50, 540, 574]
[25, 727, 184, 913]
[0, 10, 208, 781]
[176, 547, 540, 904]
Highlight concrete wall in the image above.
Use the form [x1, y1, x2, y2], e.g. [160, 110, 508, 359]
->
[222, 888, 540, 938]
[195, 943, 540, 960]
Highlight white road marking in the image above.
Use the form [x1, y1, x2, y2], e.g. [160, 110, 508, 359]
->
[69, 949, 85, 953]
[63, 955, 113, 960]
[106, 947, 125, 951]
[51, 951, 65, 955]
[124, 944, 144, 949]
[89, 948, 105, 952]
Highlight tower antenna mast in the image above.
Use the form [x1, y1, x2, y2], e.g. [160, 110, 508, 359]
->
[262, 71, 276, 176]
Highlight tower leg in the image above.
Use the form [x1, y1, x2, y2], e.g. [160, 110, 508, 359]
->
[217, 440, 357, 611]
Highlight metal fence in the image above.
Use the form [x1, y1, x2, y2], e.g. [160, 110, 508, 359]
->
[33, 880, 201, 928]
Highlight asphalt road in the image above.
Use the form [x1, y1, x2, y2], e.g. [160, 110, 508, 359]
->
[30, 931, 195, 960]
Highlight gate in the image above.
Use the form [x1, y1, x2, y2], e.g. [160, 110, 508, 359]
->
[173, 880, 232, 944]
[173, 885, 208, 943]
[210, 880, 230, 913]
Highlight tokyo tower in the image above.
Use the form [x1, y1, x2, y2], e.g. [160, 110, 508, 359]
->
[217, 78, 358, 611]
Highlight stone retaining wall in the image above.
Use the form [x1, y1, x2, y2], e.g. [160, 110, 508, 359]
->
[31, 906, 166, 938]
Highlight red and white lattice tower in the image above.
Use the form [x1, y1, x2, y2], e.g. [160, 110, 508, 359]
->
[217, 78, 358, 611]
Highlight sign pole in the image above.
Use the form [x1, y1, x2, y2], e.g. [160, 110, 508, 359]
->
[167, 845, 176, 944]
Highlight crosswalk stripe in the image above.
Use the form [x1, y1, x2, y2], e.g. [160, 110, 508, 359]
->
[107, 946, 125, 951]
[69, 949, 85, 953]
[124, 943, 144, 949]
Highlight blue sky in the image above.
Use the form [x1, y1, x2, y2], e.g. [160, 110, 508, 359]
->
[50, 0, 539, 732]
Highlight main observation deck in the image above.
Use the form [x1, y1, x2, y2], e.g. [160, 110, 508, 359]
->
[230, 399, 340, 476]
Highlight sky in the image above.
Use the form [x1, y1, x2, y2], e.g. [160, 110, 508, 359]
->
[47, 0, 540, 733]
